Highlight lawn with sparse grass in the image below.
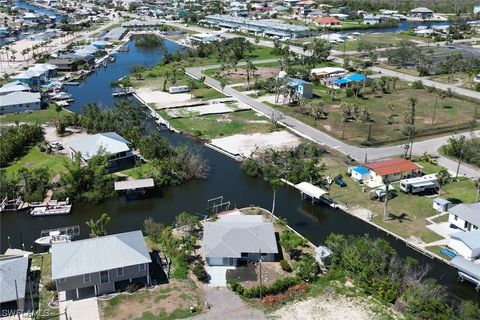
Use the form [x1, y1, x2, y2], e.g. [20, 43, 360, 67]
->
[426, 245, 453, 261]
[5, 147, 70, 177]
[264, 81, 480, 146]
[323, 159, 476, 244]
[98, 279, 201, 320]
[339, 33, 424, 52]
[0, 105, 69, 125]
[160, 109, 271, 140]
[120, 162, 155, 180]
[31, 253, 60, 320]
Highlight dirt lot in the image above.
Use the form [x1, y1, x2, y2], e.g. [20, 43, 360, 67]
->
[226, 262, 288, 288]
[43, 125, 90, 155]
[227, 66, 281, 81]
[98, 279, 202, 320]
[269, 293, 381, 320]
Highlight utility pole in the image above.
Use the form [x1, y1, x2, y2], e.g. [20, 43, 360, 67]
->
[455, 149, 464, 179]
[15, 280, 20, 320]
[259, 248, 262, 300]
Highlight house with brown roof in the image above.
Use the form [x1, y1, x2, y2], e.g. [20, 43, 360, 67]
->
[313, 16, 342, 27]
[364, 158, 422, 186]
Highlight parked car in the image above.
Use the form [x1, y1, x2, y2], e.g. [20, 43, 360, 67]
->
[334, 176, 347, 187]
[49, 141, 63, 150]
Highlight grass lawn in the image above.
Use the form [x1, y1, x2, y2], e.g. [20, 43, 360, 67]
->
[377, 63, 420, 76]
[428, 72, 478, 90]
[160, 109, 271, 140]
[98, 279, 201, 320]
[426, 245, 453, 261]
[192, 87, 225, 100]
[323, 158, 475, 244]
[120, 162, 155, 180]
[339, 33, 423, 52]
[5, 147, 70, 177]
[265, 81, 480, 146]
[0, 105, 69, 125]
[31, 253, 59, 320]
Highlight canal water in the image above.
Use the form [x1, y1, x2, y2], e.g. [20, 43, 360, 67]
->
[338, 20, 451, 34]
[14, 0, 63, 22]
[0, 38, 478, 303]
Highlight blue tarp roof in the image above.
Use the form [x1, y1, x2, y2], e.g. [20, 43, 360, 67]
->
[352, 166, 369, 174]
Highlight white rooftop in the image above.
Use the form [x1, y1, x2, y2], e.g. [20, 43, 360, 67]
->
[0, 91, 41, 107]
[66, 132, 130, 161]
[114, 178, 155, 191]
[295, 182, 328, 199]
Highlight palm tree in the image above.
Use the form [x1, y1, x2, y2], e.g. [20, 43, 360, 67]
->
[219, 79, 226, 92]
[187, 78, 196, 99]
[384, 181, 390, 221]
[475, 178, 480, 202]
[270, 179, 283, 221]
[86, 213, 111, 237]
[245, 59, 257, 90]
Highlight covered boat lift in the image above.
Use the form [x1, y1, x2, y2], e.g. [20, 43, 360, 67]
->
[451, 256, 480, 291]
[295, 182, 334, 207]
[114, 178, 155, 199]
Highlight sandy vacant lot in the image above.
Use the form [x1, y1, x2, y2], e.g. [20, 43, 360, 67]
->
[166, 102, 249, 118]
[269, 294, 380, 320]
[227, 66, 281, 81]
[136, 87, 192, 108]
[209, 130, 301, 158]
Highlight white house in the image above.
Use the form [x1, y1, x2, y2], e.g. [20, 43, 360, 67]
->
[410, 7, 434, 20]
[0, 81, 31, 96]
[65, 132, 136, 169]
[204, 213, 278, 266]
[0, 92, 41, 114]
[448, 230, 480, 260]
[448, 202, 480, 231]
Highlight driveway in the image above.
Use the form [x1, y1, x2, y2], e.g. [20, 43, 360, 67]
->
[205, 266, 235, 287]
[58, 292, 100, 320]
[193, 287, 267, 320]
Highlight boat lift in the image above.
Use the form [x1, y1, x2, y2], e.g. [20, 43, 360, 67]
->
[207, 196, 231, 214]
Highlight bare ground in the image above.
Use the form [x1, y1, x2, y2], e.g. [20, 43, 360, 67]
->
[269, 293, 381, 320]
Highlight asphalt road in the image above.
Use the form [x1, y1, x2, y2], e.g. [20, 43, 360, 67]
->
[169, 21, 480, 177]
[187, 62, 480, 178]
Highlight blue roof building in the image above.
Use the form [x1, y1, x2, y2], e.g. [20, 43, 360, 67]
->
[288, 78, 314, 99]
[333, 73, 371, 88]
[349, 166, 371, 181]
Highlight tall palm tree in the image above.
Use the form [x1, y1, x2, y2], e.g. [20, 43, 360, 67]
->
[86, 213, 111, 237]
[270, 179, 283, 221]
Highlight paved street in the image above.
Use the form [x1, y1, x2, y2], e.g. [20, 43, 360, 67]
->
[187, 63, 480, 178]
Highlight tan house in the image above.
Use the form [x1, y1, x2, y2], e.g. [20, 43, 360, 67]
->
[364, 158, 422, 186]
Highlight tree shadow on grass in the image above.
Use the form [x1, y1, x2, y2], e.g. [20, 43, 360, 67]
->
[386, 212, 412, 223]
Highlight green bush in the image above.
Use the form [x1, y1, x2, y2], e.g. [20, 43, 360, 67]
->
[411, 80, 424, 89]
[192, 261, 209, 283]
[280, 259, 292, 272]
[126, 283, 140, 293]
[295, 256, 319, 282]
[171, 256, 188, 279]
[44, 280, 56, 292]
[231, 276, 301, 299]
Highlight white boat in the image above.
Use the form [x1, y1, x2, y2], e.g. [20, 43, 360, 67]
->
[30, 205, 72, 216]
[35, 231, 71, 246]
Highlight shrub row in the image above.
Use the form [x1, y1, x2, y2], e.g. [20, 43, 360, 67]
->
[229, 276, 301, 299]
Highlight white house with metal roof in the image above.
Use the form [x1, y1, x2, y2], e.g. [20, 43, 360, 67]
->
[66, 132, 135, 168]
[448, 202, 480, 231]
[448, 230, 480, 260]
[0, 256, 29, 312]
[204, 214, 278, 266]
[51, 230, 151, 299]
[0, 81, 31, 96]
[0, 91, 41, 114]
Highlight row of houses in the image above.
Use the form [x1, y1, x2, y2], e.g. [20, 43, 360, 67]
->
[1, 210, 281, 310]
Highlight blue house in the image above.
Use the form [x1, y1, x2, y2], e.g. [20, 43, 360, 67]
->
[288, 78, 314, 99]
[333, 73, 370, 88]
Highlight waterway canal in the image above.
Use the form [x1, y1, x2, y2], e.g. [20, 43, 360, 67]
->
[0, 38, 478, 302]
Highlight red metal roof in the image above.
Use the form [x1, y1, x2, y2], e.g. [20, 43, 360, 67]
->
[314, 17, 341, 24]
[364, 158, 420, 176]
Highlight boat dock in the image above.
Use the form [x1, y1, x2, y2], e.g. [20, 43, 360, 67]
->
[0, 196, 24, 212]
[281, 179, 336, 208]
[112, 87, 134, 96]
[40, 225, 80, 238]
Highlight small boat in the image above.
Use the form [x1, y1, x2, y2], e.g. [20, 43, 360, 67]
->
[35, 230, 71, 246]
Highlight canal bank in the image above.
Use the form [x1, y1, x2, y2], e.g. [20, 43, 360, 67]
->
[0, 37, 478, 303]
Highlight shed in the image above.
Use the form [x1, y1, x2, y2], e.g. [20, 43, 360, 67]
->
[288, 78, 313, 99]
[315, 245, 332, 265]
[349, 166, 370, 181]
[433, 197, 452, 213]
